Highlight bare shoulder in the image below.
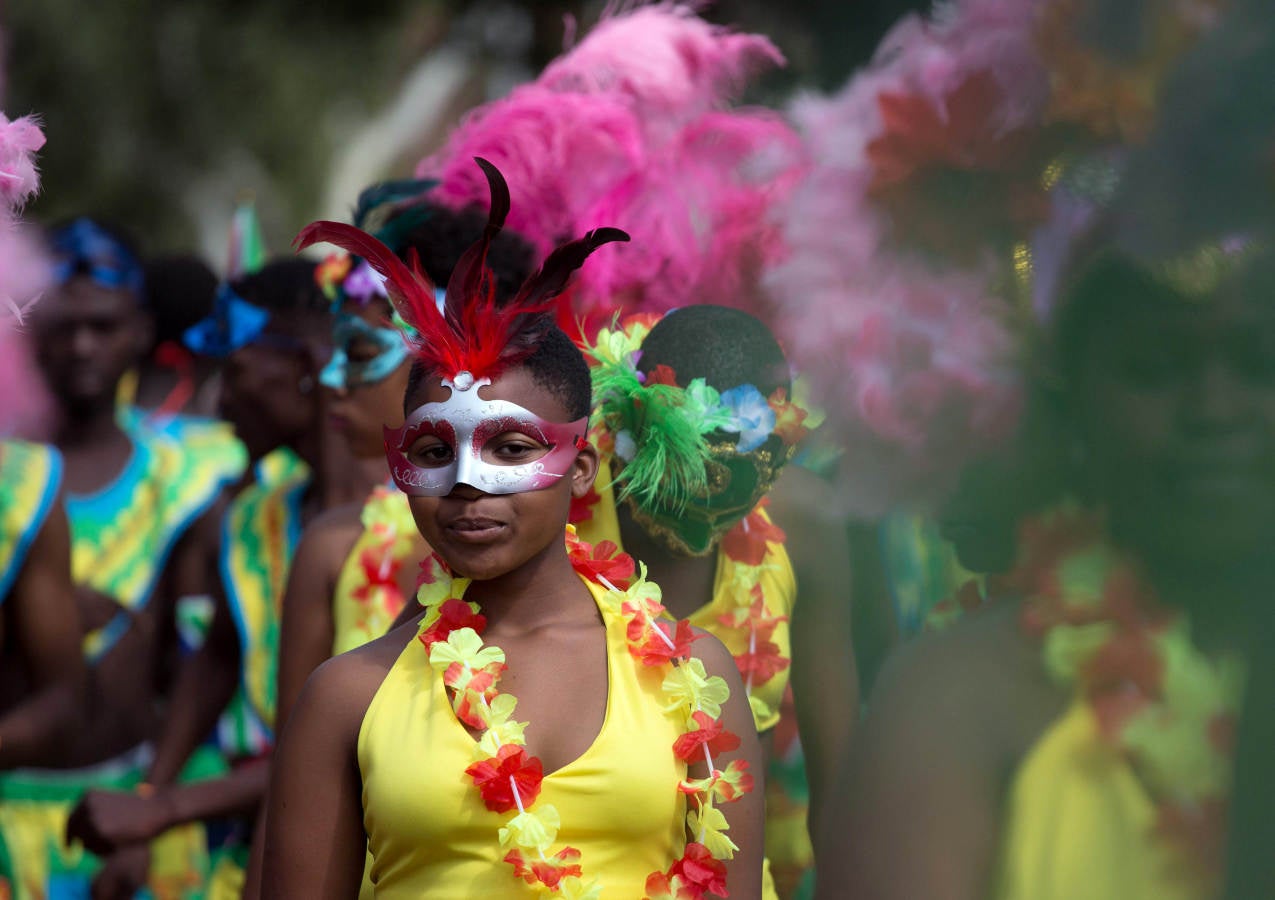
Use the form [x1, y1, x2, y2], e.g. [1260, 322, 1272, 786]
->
[296, 620, 422, 722]
[689, 627, 742, 682]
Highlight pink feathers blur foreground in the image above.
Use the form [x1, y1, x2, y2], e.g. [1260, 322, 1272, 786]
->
[0, 111, 53, 438]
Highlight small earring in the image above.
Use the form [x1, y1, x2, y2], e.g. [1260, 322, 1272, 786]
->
[299, 376, 314, 394]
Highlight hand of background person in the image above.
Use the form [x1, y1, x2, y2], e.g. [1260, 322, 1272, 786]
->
[90, 844, 151, 900]
[66, 787, 172, 856]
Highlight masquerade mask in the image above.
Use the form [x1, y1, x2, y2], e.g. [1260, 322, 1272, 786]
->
[385, 372, 588, 497]
[320, 312, 410, 389]
[620, 440, 794, 556]
[51, 218, 145, 295]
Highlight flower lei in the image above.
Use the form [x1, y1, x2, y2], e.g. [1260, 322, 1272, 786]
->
[1008, 504, 1246, 881]
[413, 528, 754, 899]
[348, 486, 415, 623]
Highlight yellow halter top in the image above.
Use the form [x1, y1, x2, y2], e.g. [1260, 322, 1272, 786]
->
[995, 699, 1209, 900]
[332, 486, 419, 656]
[575, 460, 796, 732]
[358, 576, 687, 898]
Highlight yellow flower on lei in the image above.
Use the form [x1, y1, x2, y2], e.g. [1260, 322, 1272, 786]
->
[498, 805, 562, 854]
[475, 694, 529, 755]
[661, 658, 730, 722]
[687, 803, 739, 860]
[557, 876, 603, 900]
[427, 627, 505, 676]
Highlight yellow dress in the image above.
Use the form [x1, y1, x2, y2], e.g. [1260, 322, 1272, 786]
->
[995, 700, 1209, 900]
[358, 577, 687, 898]
[332, 486, 419, 656]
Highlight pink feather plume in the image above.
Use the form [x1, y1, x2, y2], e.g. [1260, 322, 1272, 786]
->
[0, 112, 52, 437]
[763, 0, 1047, 516]
[418, 2, 804, 333]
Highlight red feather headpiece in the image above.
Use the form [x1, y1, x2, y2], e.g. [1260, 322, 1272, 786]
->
[295, 158, 628, 382]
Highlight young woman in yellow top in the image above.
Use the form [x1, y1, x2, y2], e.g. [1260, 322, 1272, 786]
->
[822, 226, 1273, 899]
[266, 160, 764, 898]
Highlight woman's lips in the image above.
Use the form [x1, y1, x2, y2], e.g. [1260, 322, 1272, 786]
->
[445, 517, 507, 543]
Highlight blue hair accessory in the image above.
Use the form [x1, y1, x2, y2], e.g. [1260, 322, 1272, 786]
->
[320, 312, 409, 389]
[50, 218, 145, 295]
[182, 283, 271, 357]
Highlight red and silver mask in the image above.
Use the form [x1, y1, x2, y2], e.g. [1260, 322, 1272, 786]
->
[384, 371, 588, 497]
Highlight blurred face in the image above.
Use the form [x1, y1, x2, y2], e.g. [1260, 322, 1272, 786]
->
[1068, 258, 1275, 569]
[32, 277, 150, 414]
[218, 333, 319, 462]
[403, 367, 597, 581]
[324, 302, 410, 459]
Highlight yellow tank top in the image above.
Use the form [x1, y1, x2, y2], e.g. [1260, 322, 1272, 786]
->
[358, 576, 687, 898]
[995, 700, 1208, 900]
[576, 461, 796, 732]
[332, 486, 419, 656]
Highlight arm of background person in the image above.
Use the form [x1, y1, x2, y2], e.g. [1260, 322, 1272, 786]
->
[67, 505, 245, 853]
[262, 653, 376, 898]
[769, 467, 859, 844]
[813, 610, 1034, 900]
[0, 498, 85, 768]
[241, 510, 353, 899]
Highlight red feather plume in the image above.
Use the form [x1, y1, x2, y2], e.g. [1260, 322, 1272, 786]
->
[295, 157, 628, 382]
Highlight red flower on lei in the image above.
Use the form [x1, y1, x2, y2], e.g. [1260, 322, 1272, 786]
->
[566, 532, 636, 590]
[672, 710, 741, 762]
[418, 598, 487, 650]
[720, 507, 786, 567]
[505, 846, 584, 890]
[628, 618, 704, 667]
[466, 745, 545, 813]
[647, 842, 728, 899]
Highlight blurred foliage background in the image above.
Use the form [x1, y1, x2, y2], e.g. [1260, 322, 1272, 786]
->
[1, 0, 923, 267]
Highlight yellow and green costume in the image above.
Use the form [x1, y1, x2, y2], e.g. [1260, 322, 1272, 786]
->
[0, 427, 238, 900]
[218, 447, 312, 754]
[0, 441, 61, 604]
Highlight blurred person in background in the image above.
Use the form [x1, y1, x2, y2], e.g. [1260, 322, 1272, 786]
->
[63, 257, 373, 897]
[826, 221, 1275, 900]
[2, 217, 237, 899]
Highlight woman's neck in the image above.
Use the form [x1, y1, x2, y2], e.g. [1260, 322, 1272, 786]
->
[616, 504, 718, 621]
[465, 542, 598, 634]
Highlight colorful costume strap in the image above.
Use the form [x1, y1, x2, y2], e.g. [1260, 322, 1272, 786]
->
[0, 441, 62, 602]
[69, 424, 237, 660]
[220, 447, 312, 734]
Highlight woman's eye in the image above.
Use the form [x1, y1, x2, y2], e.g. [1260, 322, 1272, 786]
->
[409, 441, 453, 466]
[487, 435, 546, 463]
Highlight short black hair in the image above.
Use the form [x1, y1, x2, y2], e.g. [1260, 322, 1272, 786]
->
[143, 254, 217, 347]
[395, 204, 536, 304]
[636, 305, 790, 396]
[230, 257, 327, 315]
[405, 324, 592, 420]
